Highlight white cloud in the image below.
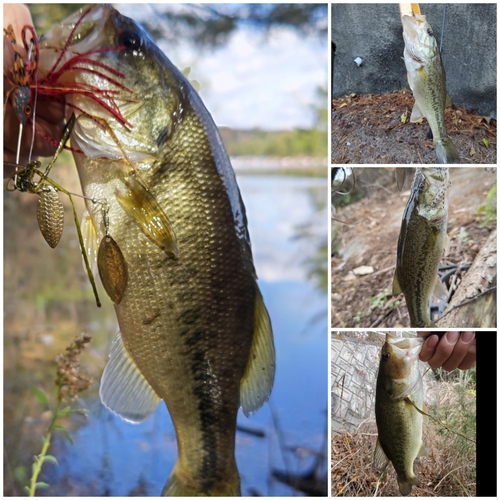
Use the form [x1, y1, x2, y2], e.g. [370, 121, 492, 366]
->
[116, 4, 327, 130]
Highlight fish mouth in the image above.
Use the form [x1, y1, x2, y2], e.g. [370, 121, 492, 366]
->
[430, 214, 446, 224]
[422, 168, 448, 181]
[387, 335, 424, 359]
[402, 14, 436, 62]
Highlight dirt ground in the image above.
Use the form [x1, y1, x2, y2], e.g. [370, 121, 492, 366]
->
[331, 90, 497, 164]
[331, 167, 497, 328]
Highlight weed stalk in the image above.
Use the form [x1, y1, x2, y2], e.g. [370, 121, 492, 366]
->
[27, 333, 92, 496]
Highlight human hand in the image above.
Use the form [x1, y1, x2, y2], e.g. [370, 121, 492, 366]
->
[417, 331, 476, 371]
[4, 4, 65, 170]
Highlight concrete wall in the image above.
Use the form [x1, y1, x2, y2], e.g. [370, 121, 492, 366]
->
[332, 3, 497, 118]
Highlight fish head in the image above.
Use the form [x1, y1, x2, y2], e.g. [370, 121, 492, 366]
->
[379, 333, 424, 398]
[415, 167, 450, 223]
[38, 5, 187, 164]
[402, 14, 438, 66]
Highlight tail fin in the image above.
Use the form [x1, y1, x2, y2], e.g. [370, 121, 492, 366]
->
[162, 468, 241, 497]
[397, 475, 420, 496]
[436, 137, 460, 164]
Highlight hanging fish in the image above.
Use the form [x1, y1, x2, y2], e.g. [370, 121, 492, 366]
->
[393, 167, 450, 327]
[39, 5, 275, 496]
[402, 14, 460, 164]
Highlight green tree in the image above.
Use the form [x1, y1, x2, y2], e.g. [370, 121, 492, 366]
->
[145, 4, 327, 47]
[29, 4, 327, 45]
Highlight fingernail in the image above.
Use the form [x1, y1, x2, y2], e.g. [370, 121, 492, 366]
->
[426, 334, 439, 350]
[460, 331, 475, 343]
[446, 331, 459, 344]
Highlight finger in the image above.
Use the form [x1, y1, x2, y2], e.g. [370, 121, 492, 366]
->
[4, 110, 64, 163]
[36, 98, 66, 125]
[425, 331, 459, 369]
[457, 339, 476, 370]
[3, 4, 34, 42]
[442, 331, 475, 371]
[419, 334, 440, 362]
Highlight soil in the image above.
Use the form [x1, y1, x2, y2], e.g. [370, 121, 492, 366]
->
[331, 167, 497, 328]
[331, 90, 497, 164]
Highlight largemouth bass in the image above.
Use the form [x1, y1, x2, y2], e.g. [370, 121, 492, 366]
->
[374, 333, 426, 496]
[393, 167, 449, 327]
[39, 5, 275, 496]
[402, 14, 460, 164]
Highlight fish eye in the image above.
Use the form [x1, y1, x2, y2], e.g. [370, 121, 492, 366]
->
[382, 352, 390, 361]
[427, 28, 434, 37]
[118, 31, 143, 53]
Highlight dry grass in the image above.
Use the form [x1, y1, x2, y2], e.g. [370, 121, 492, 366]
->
[331, 369, 476, 496]
[332, 90, 497, 164]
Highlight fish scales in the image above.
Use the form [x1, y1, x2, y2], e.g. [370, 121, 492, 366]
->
[70, 103, 252, 495]
[39, 5, 275, 496]
[114, 106, 256, 493]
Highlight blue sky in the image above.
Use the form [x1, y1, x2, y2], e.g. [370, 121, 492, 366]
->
[115, 3, 328, 131]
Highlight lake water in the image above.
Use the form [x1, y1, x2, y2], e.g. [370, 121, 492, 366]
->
[4, 172, 328, 496]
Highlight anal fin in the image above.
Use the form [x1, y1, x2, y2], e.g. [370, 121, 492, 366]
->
[392, 269, 402, 295]
[373, 439, 389, 471]
[100, 332, 161, 423]
[432, 276, 448, 301]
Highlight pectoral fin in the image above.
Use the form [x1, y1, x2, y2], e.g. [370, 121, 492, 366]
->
[100, 332, 161, 423]
[239, 287, 276, 416]
[115, 174, 178, 257]
[410, 103, 424, 122]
